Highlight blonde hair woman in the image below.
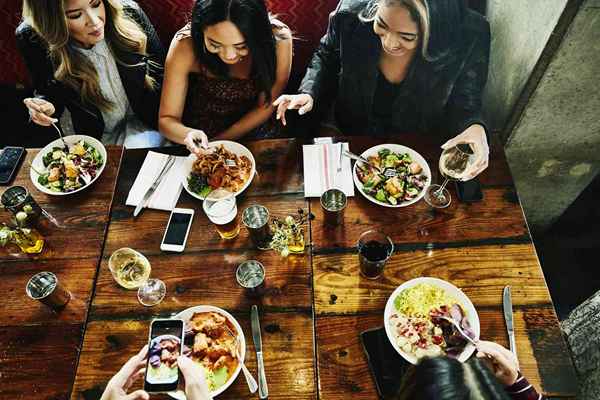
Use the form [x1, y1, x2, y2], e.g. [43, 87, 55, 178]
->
[16, 0, 165, 148]
[275, 0, 491, 180]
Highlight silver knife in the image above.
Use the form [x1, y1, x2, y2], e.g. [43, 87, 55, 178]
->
[133, 155, 175, 217]
[251, 305, 268, 399]
[503, 285, 517, 358]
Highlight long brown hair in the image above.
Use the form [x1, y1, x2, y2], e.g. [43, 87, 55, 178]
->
[22, 0, 156, 112]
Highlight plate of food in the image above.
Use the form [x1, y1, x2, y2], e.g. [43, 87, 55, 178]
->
[182, 140, 255, 201]
[147, 334, 181, 385]
[384, 277, 480, 365]
[29, 134, 106, 195]
[352, 144, 430, 207]
[170, 305, 244, 399]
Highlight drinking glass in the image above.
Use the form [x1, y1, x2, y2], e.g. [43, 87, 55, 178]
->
[424, 144, 475, 208]
[236, 260, 266, 298]
[320, 188, 347, 226]
[203, 197, 240, 240]
[109, 248, 165, 306]
[357, 230, 394, 279]
[26, 271, 71, 310]
[242, 205, 272, 250]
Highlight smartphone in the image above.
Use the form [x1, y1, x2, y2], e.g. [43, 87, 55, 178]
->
[0, 146, 26, 185]
[144, 318, 185, 393]
[160, 208, 194, 252]
[360, 327, 410, 399]
[455, 178, 483, 203]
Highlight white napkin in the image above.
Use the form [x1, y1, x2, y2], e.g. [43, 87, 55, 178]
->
[126, 151, 187, 211]
[303, 142, 355, 197]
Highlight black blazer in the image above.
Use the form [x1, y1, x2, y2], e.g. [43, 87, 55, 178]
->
[298, 0, 491, 139]
[15, 0, 165, 140]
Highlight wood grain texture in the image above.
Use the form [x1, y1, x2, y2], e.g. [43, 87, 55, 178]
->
[313, 243, 551, 314]
[71, 312, 316, 400]
[0, 323, 83, 400]
[315, 308, 577, 399]
[90, 249, 312, 318]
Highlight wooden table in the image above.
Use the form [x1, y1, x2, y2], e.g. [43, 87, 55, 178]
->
[0, 137, 577, 399]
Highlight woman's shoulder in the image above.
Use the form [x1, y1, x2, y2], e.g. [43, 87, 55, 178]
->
[270, 17, 292, 41]
[15, 21, 48, 52]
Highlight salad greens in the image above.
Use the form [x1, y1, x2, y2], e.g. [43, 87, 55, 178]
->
[356, 148, 428, 206]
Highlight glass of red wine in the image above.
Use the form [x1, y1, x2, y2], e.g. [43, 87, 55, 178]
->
[357, 230, 394, 279]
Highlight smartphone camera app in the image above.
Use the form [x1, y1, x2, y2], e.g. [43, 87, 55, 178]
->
[145, 319, 183, 392]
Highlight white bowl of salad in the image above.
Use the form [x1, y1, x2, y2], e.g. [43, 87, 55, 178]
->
[384, 277, 480, 365]
[30, 134, 106, 195]
[352, 144, 431, 207]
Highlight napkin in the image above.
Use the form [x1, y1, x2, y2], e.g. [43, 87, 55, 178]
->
[303, 142, 355, 197]
[126, 151, 187, 211]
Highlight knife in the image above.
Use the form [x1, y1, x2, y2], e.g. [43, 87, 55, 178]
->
[251, 305, 268, 399]
[503, 285, 517, 358]
[133, 155, 175, 217]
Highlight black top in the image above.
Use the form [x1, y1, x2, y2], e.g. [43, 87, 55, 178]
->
[15, 0, 165, 141]
[371, 70, 419, 136]
[299, 0, 491, 139]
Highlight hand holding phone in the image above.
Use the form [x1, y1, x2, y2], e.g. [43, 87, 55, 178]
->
[161, 208, 194, 252]
[101, 346, 149, 400]
[144, 319, 185, 393]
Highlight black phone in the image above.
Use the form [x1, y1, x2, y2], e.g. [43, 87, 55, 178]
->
[0, 147, 26, 185]
[144, 319, 185, 393]
[455, 178, 483, 203]
[360, 327, 410, 399]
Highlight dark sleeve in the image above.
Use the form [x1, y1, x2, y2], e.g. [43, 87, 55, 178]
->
[445, 19, 491, 137]
[14, 23, 66, 118]
[505, 374, 545, 400]
[297, 4, 344, 109]
[123, 1, 166, 75]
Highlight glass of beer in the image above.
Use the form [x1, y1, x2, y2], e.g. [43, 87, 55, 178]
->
[203, 197, 240, 240]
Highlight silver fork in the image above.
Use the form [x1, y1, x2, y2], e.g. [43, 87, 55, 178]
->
[51, 122, 70, 152]
[224, 324, 258, 393]
[438, 316, 479, 346]
[342, 150, 397, 178]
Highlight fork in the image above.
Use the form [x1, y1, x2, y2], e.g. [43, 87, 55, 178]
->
[438, 316, 479, 346]
[51, 122, 70, 152]
[342, 150, 397, 178]
[224, 324, 258, 393]
[192, 139, 236, 167]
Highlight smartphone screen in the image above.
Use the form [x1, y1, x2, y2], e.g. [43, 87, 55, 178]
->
[163, 212, 193, 246]
[145, 319, 184, 393]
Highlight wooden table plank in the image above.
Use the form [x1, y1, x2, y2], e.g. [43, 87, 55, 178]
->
[71, 312, 316, 400]
[315, 309, 577, 399]
[310, 187, 528, 252]
[0, 323, 83, 400]
[90, 249, 312, 318]
[313, 243, 551, 314]
[0, 257, 100, 326]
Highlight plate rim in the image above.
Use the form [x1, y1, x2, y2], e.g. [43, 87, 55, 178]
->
[383, 277, 480, 365]
[29, 134, 107, 196]
[352, 143, 431, 208]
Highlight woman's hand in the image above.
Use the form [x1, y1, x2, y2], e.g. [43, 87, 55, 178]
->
[184, 130, 209, 156]
[23, 98, 57, 127]
[178, 355, 213, 400]
[441, 124, 489, 180]
[475, 340, 519, 386]
[272, 94, 314, 126]
[100, 345, 149, 400]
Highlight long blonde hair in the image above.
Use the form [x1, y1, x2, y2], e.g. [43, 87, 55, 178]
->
[359, 0, 432, 61]
[22, 0, 156, 112]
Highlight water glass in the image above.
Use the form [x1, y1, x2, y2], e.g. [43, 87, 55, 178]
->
[236, 260, 266, 298]
[26, 271, 71, 310]
[1, 186, 42, 226]
[320, 189, 347, 226]
[357, 230, 394, 279]
[242, 205, 272, 250]
[203, 197, 240, 240]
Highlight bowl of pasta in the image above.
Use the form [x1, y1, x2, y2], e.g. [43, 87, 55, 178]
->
[182, 140, 255, 201]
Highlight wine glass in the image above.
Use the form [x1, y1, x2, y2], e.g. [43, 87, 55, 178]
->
[108, 248, 166, 306]
[424, 144, 475, 208]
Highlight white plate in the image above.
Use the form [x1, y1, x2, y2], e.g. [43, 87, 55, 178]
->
[383, 277, 480, 365]
[169, 305, 245, 399]
[30, 134, 107, 196]
[352, 144, 431, 208]
[182, 140, 256, 201]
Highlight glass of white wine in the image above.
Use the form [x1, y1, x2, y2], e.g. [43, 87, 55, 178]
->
[108, 248, 165, 306]
[424, 144, 474, 208]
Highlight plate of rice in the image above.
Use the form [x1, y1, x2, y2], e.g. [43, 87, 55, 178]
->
[384, 277, 480, 364]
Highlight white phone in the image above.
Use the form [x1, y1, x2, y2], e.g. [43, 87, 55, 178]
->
[160, 208, 194, 252]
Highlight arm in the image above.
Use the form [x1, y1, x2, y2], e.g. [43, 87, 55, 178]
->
[215, 33, 293, 140]
[505, 373, 546, 400]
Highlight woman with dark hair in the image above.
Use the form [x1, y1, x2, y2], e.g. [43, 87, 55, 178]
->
[275, 0, 490, 180]
[158, 0, 292, 152]
[396, 341, 545, 400]
[17, 0, 165, 148]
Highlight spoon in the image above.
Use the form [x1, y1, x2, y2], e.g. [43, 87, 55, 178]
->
[224, 324, 258, 393]
[342, 150, 397, 178]
[438, 316, 478, 346]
